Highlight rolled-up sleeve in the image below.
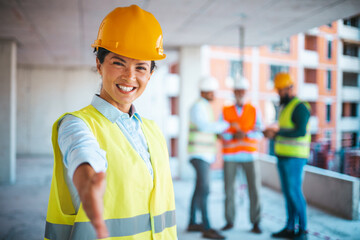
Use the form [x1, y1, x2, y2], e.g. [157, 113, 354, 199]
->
[219, 113, 233, 140]
[58, 114, 107, 180]
[190, 102, 229, 134]
[246, 107, 264, 140]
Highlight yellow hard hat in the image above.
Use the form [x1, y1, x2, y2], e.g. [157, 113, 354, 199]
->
[274, 72, 294, 89]
[91, 5, 166, 60]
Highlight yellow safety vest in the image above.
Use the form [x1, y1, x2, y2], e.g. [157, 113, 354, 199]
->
[275, 97, 311, 159]
[188, 99, 217, 155]
[45, 105, 177, 240]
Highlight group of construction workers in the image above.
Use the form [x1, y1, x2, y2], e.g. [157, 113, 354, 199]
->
[44, 5, 310, 240]
[187, 73, 310, 240]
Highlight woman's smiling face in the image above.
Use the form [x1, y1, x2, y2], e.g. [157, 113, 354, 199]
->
[97, 52, 152, 113]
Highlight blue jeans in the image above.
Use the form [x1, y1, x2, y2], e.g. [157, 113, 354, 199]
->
[189, 158, 211, 229]
[277, 157, 307, 231]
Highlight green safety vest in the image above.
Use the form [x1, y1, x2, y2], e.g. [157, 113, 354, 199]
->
[275, 97, 311, 159]
[188, 99, 217, 155]
[45, 105, 177, 239]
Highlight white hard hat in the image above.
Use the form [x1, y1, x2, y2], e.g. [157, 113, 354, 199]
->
[225, 76, 235, 89]
[199, 76, 219, 92]
[234, 76, 250, 90]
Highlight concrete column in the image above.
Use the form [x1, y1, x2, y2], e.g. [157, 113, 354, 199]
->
[335, 37, 343, 150]
[178, 46, 202, 179]
[357, 74, 360, 148]
[297, 33, 305, 96]
[0, 40, 17, 185]
[251, 48, 259, 104]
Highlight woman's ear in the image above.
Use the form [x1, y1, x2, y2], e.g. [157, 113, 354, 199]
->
[96, 58, 102, 76]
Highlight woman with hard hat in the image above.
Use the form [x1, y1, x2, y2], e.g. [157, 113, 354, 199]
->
[44, 5, 177, 240]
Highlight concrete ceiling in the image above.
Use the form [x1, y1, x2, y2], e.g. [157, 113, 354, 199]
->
[0, 0, 359, 66]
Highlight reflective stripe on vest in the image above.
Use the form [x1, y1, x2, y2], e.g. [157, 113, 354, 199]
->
[223, 139, 258, 149]
[188, 124, 217, 154]
[153, 210, 177, 233]
[276, 139, 310, 147]
[275, 97, 311, 158]
[222, 104, 258, 154]
[45, 210, 176, 239]
[188, 100, 217, 155]
[45, 222, 72, 240]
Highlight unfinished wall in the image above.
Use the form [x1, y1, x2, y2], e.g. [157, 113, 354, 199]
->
[17, 65, 100, 155]
[259, 155, 360, 220]
[16, 64, 169, 155]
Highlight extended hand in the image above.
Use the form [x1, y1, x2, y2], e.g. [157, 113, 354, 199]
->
[74, 165, 109, 239]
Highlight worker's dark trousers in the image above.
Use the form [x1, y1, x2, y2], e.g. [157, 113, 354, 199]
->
[189, 158, 211, 230]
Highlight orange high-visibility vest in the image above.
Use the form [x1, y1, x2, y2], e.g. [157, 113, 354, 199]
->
[222, 103, 258, 154]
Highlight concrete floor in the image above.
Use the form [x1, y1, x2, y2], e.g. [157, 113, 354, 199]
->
[0, 156, 359, 240]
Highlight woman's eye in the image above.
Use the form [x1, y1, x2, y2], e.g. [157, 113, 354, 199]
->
[137, 66, 147, 71]
[113, 61, 124, 66]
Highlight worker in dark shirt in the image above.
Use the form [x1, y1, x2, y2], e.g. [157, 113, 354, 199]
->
[264, 73, 310, 240]
[277, 103, 310, 138]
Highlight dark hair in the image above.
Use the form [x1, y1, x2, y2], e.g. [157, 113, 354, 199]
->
[94, 47, 156, 73]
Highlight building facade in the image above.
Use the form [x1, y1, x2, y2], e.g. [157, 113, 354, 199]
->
[168, 15, 360, 177]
